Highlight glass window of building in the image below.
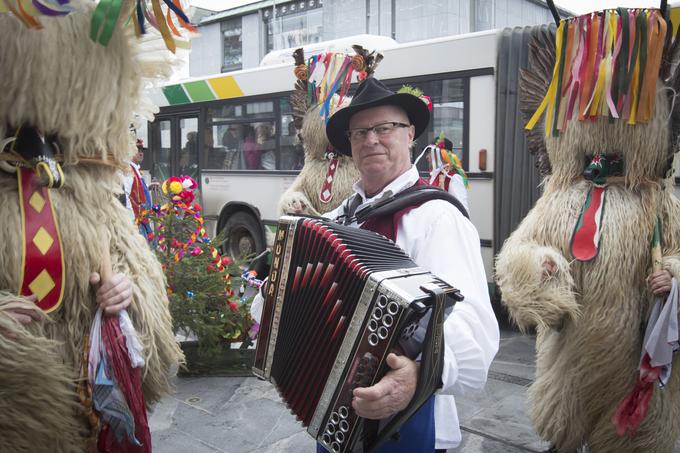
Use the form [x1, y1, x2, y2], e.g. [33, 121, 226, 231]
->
[222, 17, 243, 72]
[264, 1, 323, 51]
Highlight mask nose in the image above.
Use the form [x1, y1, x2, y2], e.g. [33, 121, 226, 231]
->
[583, 166, 601, 181]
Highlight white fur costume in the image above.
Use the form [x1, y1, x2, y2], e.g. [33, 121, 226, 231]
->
[0, 6, 182, 451]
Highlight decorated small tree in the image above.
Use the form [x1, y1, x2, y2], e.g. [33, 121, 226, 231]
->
[139, 176, 255, 358]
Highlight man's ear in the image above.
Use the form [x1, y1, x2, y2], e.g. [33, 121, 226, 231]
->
[408, 125, 415, 142]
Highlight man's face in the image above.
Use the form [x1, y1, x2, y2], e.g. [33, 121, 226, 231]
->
[132, 149, 144, 164]
[348, 105, 414, 189]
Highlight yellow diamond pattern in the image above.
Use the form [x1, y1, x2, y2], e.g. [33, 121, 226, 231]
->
[28, 269, 55, 302]
[33, 227, 54, 255]
[29, 191, 46, 213]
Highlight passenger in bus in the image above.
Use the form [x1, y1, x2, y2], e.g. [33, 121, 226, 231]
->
[180, 131, 199, 179]
[242, 124, 262, 170]
[222, 125, 242, 169]
[256, 123, 276, 170]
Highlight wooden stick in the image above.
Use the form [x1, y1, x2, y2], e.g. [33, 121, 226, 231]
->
[100, 245, 113, 283]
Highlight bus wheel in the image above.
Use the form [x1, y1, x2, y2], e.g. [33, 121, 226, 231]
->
[220, 211, 265, 260]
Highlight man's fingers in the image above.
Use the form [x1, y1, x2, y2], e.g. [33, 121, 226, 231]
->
[353, 379, 390, 401]
[651, 282, 672, 295]
[386, 352, 409, 370]
[103, 300, 131, 316]
[89, 272, 101, 286]
[96, 274, 130, 303]
[7, 308, 41, 325]
[98, 287, 132, 307]
[11, 313, 34, 325]
[352, 397, 391, 419]
[13, 307, 42, 321]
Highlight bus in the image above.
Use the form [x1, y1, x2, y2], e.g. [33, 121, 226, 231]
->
[143, 29, 502, 294]
[144, 16, 680, 301]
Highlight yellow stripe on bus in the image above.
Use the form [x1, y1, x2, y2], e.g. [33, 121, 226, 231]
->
[671, 6, 680, 39]
[208, 76, 244, 99]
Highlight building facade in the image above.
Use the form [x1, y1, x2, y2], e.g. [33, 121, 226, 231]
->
[189, 0, 568, 78]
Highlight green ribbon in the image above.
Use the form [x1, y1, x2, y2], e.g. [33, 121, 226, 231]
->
[613, 8, 628, 111]
[90, 0, 125, 46]
[636, 12, 648, 110]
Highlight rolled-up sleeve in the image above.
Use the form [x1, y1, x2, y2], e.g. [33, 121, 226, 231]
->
[398, 201, 499, 395]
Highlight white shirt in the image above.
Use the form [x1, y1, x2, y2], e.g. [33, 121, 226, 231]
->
[122, 161, 141, 213]
[252, 166, 499, 449]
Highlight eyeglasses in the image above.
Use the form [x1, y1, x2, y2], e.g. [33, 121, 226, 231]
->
[346, 122, 411, 142]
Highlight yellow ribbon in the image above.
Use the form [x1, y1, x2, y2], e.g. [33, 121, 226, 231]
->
[152, 0, 176, 53]
[526, 21, 566, 132]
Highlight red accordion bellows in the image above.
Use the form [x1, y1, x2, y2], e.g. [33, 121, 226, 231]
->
[255, 216, 456, 453]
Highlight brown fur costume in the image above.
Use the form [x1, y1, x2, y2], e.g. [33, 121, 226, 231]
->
[0, 6, 182, 451]
[278, 100, 359, 216]
[496, 15, 680, 453]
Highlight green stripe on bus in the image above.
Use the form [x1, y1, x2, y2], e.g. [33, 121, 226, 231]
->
[163, 84, 191, 105]
[183, 80, 216, 102]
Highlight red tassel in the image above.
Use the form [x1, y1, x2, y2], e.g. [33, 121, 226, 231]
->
[98, 316, 151, 453]
[612, 354, 658, 436]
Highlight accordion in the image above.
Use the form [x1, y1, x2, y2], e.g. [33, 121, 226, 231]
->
[253, 216, 462, 453]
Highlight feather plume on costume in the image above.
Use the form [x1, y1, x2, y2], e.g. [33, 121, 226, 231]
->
[290, 45, 383, 129]
[351, 44, 383, 78]
[520, 25, 555, 177]
[291, 48, 309, 131]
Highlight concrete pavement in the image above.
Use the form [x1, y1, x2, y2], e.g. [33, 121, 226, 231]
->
[150, 328, 545, 452]
[148, 329, 679, 452]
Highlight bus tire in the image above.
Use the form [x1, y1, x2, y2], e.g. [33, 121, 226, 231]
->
[220, 211, 265, 259]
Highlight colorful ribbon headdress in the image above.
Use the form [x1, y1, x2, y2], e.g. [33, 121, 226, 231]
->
[526, 7, 669, 137]
[290, 45, 384, 130]
[0, 0, 196, 52]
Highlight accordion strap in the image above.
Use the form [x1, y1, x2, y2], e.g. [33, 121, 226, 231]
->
[346, 184, 468, 227]
[366, 283, 447, 452]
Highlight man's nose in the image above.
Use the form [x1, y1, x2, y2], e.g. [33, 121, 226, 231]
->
[364, 129, 380, 143]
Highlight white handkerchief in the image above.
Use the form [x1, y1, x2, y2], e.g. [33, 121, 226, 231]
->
[642, 278, 680, 386]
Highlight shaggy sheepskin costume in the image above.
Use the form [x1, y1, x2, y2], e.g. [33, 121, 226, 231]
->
[277, 101, 358, 216]
[277, 48, 378, 217]
[0, 6, 182, 452]
[496, 10, 680, 453]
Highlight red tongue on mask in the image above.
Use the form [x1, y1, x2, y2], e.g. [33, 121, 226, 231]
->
[571, 185, 606, 261]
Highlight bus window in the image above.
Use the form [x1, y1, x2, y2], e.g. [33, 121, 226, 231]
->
[432, 79, 465, 162]
[204, 121, 277, 170]
[279, 99, 304, 170]
[256, 122, 277, 170]
[207, 101, 274, 122]
[153, 119, 172, 181]
[179, 117, 199, 180]
[387, 78, 467, 171]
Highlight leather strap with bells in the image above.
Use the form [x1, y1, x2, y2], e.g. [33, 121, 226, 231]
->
[18, 167, 65, 312]
[319, 149, 339, 204]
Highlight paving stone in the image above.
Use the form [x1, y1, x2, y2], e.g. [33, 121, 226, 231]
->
[449, 430, 535, 452]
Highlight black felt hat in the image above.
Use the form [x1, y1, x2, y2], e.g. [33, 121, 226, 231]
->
[326, 78, 430, 155]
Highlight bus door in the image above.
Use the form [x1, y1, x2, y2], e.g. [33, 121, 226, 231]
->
[149, 114, 199, 183]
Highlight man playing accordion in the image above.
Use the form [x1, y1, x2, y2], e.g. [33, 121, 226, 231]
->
[253, 77, 499, 452]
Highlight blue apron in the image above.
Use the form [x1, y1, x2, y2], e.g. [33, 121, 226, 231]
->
[316, 396, 435, 453]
